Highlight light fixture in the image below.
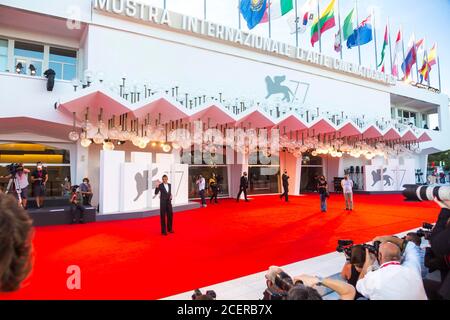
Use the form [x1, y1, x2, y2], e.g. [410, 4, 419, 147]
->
[162, 144, 172, 152]
[68, 112, 80, 141]
[138, 141, 147, 149]
[151, 142, 157, 147]
[16, 62, 23, 74]
[103, 141, 115, 150]
[93, 129, 105, 144]
[80, 137, 92, 148]
[29, 64, 36, 76]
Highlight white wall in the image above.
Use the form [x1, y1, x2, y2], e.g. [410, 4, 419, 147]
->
[85, 25, 391, 120]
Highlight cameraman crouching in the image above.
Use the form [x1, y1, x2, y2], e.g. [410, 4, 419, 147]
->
[0, 163, 30, 209]
[263, 266, 356, 300]
[356, 236, 427, 300]
[423, 199, 450, 300]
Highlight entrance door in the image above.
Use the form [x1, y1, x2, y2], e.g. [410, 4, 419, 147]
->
[300, 153, 323, 193]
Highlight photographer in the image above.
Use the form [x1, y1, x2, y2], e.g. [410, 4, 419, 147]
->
[340, 245, 365, 299]
[356, 236, 427, 300]
[263, 266, 355, 300]
[0, 163, 30, 209]
[423, 199, 450, 300]
[30, 162, 48, 209]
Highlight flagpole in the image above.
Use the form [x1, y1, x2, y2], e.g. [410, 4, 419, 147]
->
[414, 32, 420, 83]
[238, 0, 241, 29]
[269, 0, 272, 38]
[388, 17, 393, 76]
[204, 0, 207, 20]
[295, 0, 299, 47]
[426, 51, 431, 87]
[401, 26, 406, 80]
[317, 0, 322, 53]
[437, 55, 442, 92]
[373, 8, 378, 69]
[337, 0, 343, 60]
[355, 0, 361, 65]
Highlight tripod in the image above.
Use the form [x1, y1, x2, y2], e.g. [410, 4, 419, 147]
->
[5, 174, 23, 208]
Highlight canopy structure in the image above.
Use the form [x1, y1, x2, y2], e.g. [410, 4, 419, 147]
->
[56, 85, 433, 144]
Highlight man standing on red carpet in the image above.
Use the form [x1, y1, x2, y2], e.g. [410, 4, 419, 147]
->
[154, 175, 173, 236]
[236, 172, 249, 202]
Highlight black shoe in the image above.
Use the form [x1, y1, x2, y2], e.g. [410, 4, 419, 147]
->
[162, 232, 168, 236]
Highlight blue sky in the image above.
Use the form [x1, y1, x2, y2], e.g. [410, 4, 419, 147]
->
[142, 0, 450, 96]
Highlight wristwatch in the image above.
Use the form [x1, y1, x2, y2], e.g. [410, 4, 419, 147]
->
[316, 276, 324, 286]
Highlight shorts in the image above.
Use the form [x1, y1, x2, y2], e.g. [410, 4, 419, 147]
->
[33, 184, 46, 197]
[15, 186, 28, 199]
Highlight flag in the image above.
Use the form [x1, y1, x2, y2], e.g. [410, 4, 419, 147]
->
[402, 34, 417, 80]
[392, 30, 402, 77]
[377, 25, 388, 68]
[381, 64, 385, 73]
[419, 50, 430, 83]
[428, 43, 437, 66]
[261, 0, 294, 23]
[346, 15, 373, 49]
[286, 0, 316, 34]
[311, 0, 336, 47]
[334, 30, 342, 52]
[240, 0, 268, 30]
[342, 8, 354, 41]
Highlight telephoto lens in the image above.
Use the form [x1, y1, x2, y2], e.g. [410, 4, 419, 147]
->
[403, 184, 450, 202]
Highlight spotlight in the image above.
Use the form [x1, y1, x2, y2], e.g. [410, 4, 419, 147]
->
[151, 142, 157, 147]
[29, 64, 36, 76]
[16, 62, 23, 74]
[117, 140, 126, 145]
[162, 144, 172, 152]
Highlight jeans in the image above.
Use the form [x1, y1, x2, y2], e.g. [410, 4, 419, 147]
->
[199, 189, 206, 205]
[344, 192, 353, 210]
[320, 193, 327, 212]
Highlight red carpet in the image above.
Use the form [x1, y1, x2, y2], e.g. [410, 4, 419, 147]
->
[0, 194, 437, 300]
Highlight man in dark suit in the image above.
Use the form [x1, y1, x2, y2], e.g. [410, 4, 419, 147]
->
[236, 172, 249, 202]
[154, 174, 173, 236]
[280, 170, 289, 202]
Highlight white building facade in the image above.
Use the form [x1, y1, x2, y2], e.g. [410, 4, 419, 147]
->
[0, 0, 449, 209]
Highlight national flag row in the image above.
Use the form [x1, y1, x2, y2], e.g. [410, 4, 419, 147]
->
[239, 0, 439, 84]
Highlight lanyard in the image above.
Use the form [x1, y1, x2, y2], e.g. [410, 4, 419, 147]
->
[380, 261, 401, 269]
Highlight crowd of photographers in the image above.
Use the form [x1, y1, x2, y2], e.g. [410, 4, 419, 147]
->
[259, 197, 450, 300]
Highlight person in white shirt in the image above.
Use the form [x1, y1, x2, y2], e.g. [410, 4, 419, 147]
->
[196, 174, 206, 208]
[356, 236, 427, 300]
[341, 175, 354, 211]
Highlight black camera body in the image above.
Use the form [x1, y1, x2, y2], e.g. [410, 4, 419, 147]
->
[336, 239, 381, 257]
[262, 271, 294, 300]
[6, 163, 23, 176]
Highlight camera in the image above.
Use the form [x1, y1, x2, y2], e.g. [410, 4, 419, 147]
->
[336, 239, 381, 258]
[191, 288, 216, 300]
[6, 163, 23, 176]
[262, 271, 294, 300]
[415, 222, 434, 240]
[403, 184, 450, 202]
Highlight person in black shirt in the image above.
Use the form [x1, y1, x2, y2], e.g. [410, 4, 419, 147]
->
[340, 245, 365, 300]
[154, 175, 173, 236]
[280, 170, 289, 202]
[317, 175, 328, 212]
[30, 162, 48, 209]
[236, 172, 249, 202]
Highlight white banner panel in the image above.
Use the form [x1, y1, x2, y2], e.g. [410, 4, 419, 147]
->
[131, 152, 152, 165]
[171, 163, 189, 205]
[120, 162, 149, 212]
[99, 150, 125, 214]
